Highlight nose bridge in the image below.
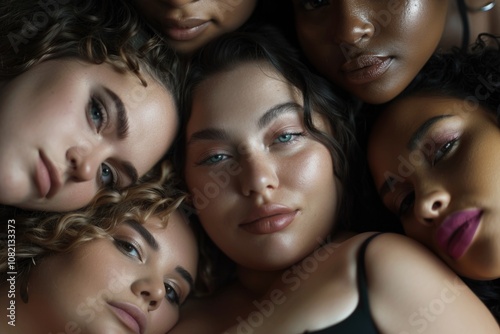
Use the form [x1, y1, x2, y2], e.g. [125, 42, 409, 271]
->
[132, 275, 165, 311]
[414, 179, 451, 224]
[332, 2, 375, 46]
[238, 149, 278, 197]
[66, 140, 104, 182]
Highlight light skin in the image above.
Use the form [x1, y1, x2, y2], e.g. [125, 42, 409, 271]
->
[0, 212, 198, 334]
[369, 94, 500, 280]
[0, 59, 177, 212]
[172, 63, 500, 334]
[291, 0, 449, 104]
[184, 62, 340, 273]
[133, 0, 258, 56]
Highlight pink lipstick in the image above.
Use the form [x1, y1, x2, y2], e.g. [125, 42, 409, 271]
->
[240, 204, 299, 235]
[341, 55, 393, 85]
[436, 209, 482, 259]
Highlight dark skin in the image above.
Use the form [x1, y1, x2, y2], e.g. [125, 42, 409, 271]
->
[291, 0, 500, 104]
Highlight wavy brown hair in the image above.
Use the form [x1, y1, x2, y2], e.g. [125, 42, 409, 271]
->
[0, 0, 179, 96]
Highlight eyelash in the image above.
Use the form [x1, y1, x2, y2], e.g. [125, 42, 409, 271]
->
[88, 97, 118, 188]
[396, 138, 459, 215]
[299, 0, 330, 10]
[197, 131, 305, 166]
[165, 283, 181, 305]
[115, 238, 143, 261]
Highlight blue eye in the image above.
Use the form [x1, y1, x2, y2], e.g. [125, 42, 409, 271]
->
[274, 132, 303, 144]
[165, 284, 180, 305]
[100, 163, 116, 187]
[115, 239, 141, 260]
[300, 0, 330, 10]
[200, 154, 227, 165]
[88, 97, 107, 131]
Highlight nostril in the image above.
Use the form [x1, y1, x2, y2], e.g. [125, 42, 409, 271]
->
[149, 300, 157, 307]
[432, 202, 442, 210]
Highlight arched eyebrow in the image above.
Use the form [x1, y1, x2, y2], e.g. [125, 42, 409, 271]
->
[104, 87, 129, 139]
[124, 220, 159, 251]
[176, 266, 194, 293]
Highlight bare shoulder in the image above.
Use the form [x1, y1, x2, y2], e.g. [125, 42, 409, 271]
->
[355, 233, 500, 333]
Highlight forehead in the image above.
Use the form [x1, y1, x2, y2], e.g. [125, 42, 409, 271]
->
[190, 62, 300, 125]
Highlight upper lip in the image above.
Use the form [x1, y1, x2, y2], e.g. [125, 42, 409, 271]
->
[39, 151, 62, 198]
[341, 55, 391, 72]
[163, 18, 209, 29]
[240, 204, 296, 225]
[436, 209, 483, 250]
[108, 301, 147, 334]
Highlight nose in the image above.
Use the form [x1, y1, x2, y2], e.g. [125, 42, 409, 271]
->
[414, 189, 450, 225]
[132, 278, 165, 312]
[66, 146, 100, 182]
[239, 152, 279, 198]
[332, 3, 375, 47]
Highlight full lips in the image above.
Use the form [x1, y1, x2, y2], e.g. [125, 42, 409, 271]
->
[436, 209, 482, 259]
[35, 155, 51, 197]
[342, 56, 393, 85]
[239, 211, 298, 235]
[162, 19, 210, 41]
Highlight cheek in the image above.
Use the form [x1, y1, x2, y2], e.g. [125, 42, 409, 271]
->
[47, 183, 96, 211]
[151, 303, 179, 333]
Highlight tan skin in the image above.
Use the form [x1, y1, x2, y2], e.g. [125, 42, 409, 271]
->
[292, 0, 500, 104]
[170, 63, 499, 334]
[369, 94, 500, 280]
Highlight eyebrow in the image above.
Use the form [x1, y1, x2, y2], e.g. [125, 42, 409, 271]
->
[123, 220, 195, 294]
[176, 266, 195, 293]
[187, 102, 303, 145]
[406, 115, 453, 150]
[104, 87, 130, 139]
[124, 220, 159, 251]
[378, 114, 454, 198]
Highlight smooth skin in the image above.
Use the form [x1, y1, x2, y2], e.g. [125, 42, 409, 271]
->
[369, 94, 500, 280]
[292, 0, 449, 104]
[133, 0, 257, 56]
[171, 63, 499, 333]
[0, 212, 198, 334]
[0, 59, 177, 212]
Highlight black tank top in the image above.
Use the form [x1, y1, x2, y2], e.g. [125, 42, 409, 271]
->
[305, 233, 381, 334]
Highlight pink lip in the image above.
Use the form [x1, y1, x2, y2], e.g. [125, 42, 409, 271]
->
[239, 204, 299, 235]
[162, 18, 210, 41]
[108, 302, 146, 334]
[341, 55, 393, 84]
[36, 151, 62, 198]
[436, 209, 482, 259]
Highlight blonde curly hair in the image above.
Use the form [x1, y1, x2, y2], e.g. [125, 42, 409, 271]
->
[0, 161, 186, 285]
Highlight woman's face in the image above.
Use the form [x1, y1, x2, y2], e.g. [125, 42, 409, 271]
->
[0, 59, 177, 212]
[133, 0, 257, 55]
[292, 0, 448, 104]
[24, 211, 198, 334]
[184, 62, 340, 271]
[369, 94, 500, 279]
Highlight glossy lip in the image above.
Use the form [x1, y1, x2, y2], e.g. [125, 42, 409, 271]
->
[436, 209, 482, 259]
[341, 55, 393, 85]
[239, 204, 299, 235]
[108, 301, 147, 334]
[36, 151, 62, 198]
[162, 18, 210, 41]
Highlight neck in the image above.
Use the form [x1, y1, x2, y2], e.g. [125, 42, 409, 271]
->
[236, 266, 284, 297]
